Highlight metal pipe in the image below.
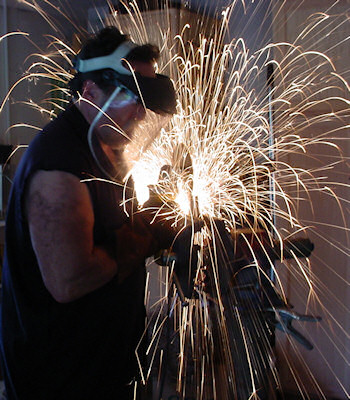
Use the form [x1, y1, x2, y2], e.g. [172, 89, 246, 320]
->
[267, 63, 276, 282]
[1, 0, 10, 141]
[0, 0, 9, 217]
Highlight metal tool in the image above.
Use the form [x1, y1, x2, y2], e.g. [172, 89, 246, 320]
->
[265, 307, 321, 350]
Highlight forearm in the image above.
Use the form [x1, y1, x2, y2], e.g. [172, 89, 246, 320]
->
[26, 169, 172, 302]
[112, 217, 156, 283]
[40, 217, 156, 301]
[40, 245, 118, 303]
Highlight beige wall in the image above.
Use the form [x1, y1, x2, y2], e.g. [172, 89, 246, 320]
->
[273, 1, 350, 398]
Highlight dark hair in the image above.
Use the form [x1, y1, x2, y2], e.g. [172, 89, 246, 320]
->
[69, 26, 160, 96]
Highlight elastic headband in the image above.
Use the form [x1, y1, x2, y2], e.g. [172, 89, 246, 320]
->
[75, 41, 137, 75]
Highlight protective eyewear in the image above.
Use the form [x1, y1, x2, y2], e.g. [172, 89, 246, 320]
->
[108, 83, 142, 109]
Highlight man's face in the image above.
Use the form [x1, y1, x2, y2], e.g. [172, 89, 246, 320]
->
[94, 61, 156, 151]
[95, 86, 146, 151]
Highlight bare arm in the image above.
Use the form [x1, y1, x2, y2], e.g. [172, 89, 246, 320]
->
[26, 170, 120, 303]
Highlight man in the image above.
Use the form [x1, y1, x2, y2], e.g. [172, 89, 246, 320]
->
[0, 27, 176, 399]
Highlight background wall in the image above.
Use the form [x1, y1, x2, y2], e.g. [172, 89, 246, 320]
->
[272, 1, 350, 398]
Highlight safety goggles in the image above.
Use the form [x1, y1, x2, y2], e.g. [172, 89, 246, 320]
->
[108, 83, 141, 109]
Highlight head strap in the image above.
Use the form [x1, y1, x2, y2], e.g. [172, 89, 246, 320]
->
[75, 41, 138, 75]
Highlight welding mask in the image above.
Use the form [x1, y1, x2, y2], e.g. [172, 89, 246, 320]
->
[75, 40, 177, 179]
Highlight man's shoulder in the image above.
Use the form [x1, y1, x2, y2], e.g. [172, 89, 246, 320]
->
[17, 107, 92, 181]
[40, 105, 88, 142]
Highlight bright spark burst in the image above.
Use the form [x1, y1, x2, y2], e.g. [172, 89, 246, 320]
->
[2, 1, 350, 399]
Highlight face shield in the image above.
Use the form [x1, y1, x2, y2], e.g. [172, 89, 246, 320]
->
[87, 83, 171, 180]
[76, 40, 177, 181]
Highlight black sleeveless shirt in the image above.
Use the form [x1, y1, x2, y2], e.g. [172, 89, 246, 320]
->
[0, 105, 146, 399]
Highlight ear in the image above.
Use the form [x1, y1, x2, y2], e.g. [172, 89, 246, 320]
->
[81, 80, 99, 101]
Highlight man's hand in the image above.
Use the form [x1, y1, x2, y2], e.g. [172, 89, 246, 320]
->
[112, 214, 158, 283]
[137, 189, 178, 251]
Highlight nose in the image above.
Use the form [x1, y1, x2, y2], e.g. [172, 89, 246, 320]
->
[135, 103, 146, 121]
